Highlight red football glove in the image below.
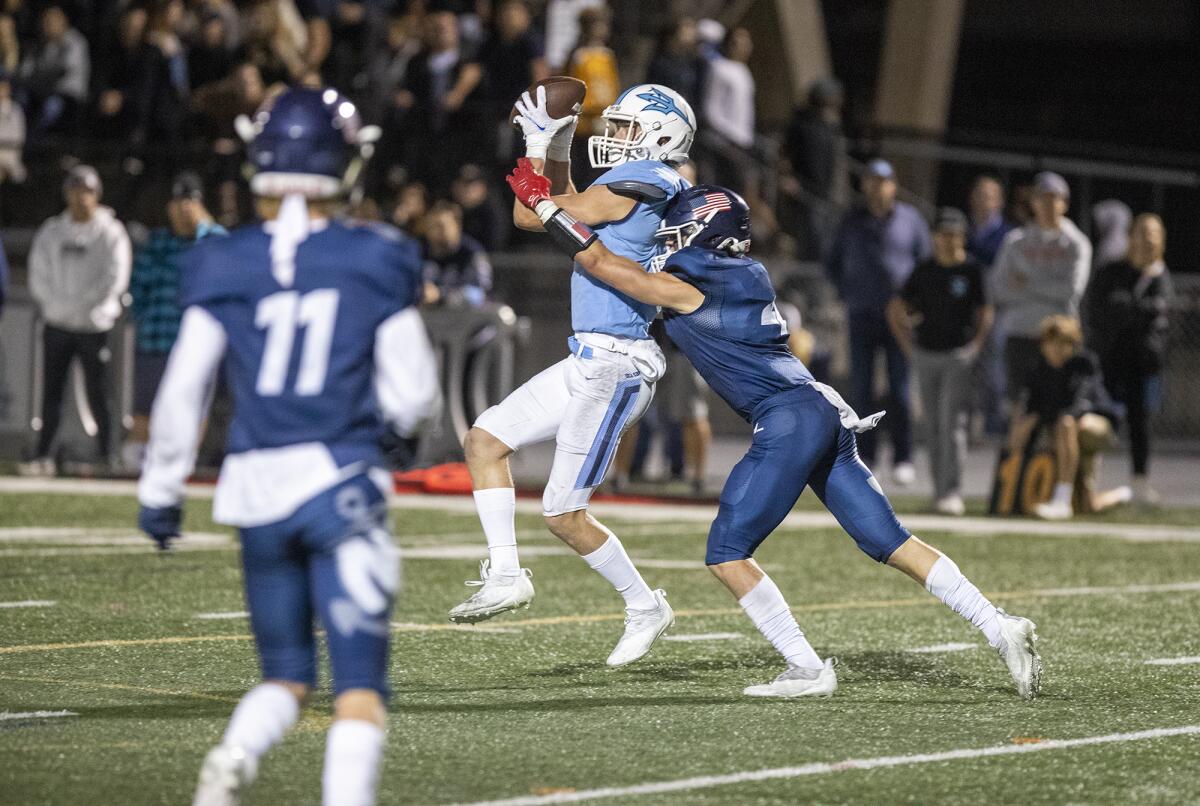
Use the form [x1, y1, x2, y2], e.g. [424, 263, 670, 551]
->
[507, 157, 552, 210]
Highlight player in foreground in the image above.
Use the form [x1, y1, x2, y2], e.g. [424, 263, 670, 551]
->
[138, 88, 441, 804]
[509, 164, 1042, 700]
[450, 83, 696, 667]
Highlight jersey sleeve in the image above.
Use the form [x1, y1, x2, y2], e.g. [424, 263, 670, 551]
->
[179, 238, 235, 311]
[594, 161, 687, 204]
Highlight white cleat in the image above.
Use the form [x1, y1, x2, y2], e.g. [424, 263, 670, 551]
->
[995, 611, 1042, 700]
[935, 494, 966, 516]
[448, 560, 534, 624]
[743, 658, 838, 698]
[892, 462, 917, 487]
[193, 745, 254, 806]
[1034, 500, 1072, 520]
[606, 589, 674, 667]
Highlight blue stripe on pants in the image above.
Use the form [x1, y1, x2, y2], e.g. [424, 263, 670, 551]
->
[575, 379, 641, 490]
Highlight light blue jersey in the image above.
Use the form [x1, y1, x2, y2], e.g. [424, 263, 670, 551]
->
[572, 160, 690, 339]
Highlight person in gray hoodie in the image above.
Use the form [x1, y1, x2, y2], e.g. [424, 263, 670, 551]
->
[22, 165, 131, 474]
[991, 171, 1092, 408]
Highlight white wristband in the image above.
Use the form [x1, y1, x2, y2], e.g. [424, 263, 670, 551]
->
[533, 199, 559, 224]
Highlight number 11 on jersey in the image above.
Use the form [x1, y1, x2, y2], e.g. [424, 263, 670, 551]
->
[255, 289, 340, 396]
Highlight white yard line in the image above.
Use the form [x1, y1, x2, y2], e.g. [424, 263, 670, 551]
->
[194, 611, 248, 621]
[0, 710, 78, 721]
[1144, 656, 1200, 666]
[663, 633, 744, 643]
[5, 478, 1200, 543]
[0, 600, 56, 609]
[906, 642, 978, 654]
[455, 725, 1200, 806]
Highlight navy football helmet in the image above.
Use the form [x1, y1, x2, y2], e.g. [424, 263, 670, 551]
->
[651, 184, 751, 270]
[236, 87, 380, 199]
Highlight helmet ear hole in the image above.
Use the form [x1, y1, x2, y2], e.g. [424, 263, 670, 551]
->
[657, 136, 671, 147]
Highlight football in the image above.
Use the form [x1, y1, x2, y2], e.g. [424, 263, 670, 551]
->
[510, 75, 587, 126]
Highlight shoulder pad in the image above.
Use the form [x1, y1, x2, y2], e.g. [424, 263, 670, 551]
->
[606, 180, 668, 202]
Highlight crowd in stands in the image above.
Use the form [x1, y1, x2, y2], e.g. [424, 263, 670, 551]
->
[0, 2, 1178, 521]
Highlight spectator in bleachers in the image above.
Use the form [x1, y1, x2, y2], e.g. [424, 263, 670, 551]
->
[543, 0, 602, 71]
[1006, 315, 1128, 521]
[827, 158, 930, 483]
[966, 174, 1013, 436]
[22, 166, 131, 475]
[396, 9, 482, 191]
[991, 171, 1092, 410]
[888, 208, 993, 515]
[645, 17, 706, 109]
[0, 12, 18, 74]
[966, 174, 1012, 266]
[1090, 199, 1131, 269]
[187, 6, 235, 89]
[701, 26, 755, 195]
[782, 77, 847, 260]
[567, 7, 619, 139]
[450, 163, 506, 251]
[364, 11, 418, 121]
[134, 0, 190, 148]
[1086, 213, 1173, 505]
[478, 0, 546, 172]
[17, 5, 90, 134]
[391, 180, 428, 235]
[125, 172, 225, 469]
[238, 0, 309, 85]
[94, 4, 148, 138]
[0, 72, 25, 184]
[420, 200, 491, 309]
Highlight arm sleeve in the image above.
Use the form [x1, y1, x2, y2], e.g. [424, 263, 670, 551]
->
[989, 238, 1016, 305]
[137, 306, 227, 508]
[374, 307, 442, 438]
[27, 226, 52, 308]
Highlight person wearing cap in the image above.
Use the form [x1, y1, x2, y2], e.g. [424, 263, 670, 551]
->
[991, 171, 1092, 414]
[888, 208, 993, 515]
[827, 158, 931, 485]
[21, 165, 131, 475]
[124, 172, 226, 470]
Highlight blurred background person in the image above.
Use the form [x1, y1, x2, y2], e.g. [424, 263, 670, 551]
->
[966, 174, 1013, 437]
[991, 171, 1092, 416]
[420, 200, 491, 309]
[450, 163, 506, 251]
[1086, 213, 1173, 505]
[645, 17, 705, 110]
[566, 6, 618, 144]
[781, 77, 847, 261]
[1090, 199, 1132, 270]
[827, 158, 930, 484]
[543, 0, 603, 72]
[888, 208, 992, 515]
[17, 5, 90, 134]
[477, 0, 547, 173]
[966, 174, 1012, 266]
[700, 26, 755, 197]
[0, 71, 24, 186]
[391, 179, 428, 235]
[1005, 316, 1128, 521]
[124, 172, 225, 470]
[21, 166, 131, 475]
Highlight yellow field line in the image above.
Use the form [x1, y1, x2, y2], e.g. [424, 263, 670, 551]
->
[1, 581, 1196, 656]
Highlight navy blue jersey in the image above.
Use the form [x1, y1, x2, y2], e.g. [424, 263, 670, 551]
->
[663, 247, 814, 422]
[181, 220, 422, 463]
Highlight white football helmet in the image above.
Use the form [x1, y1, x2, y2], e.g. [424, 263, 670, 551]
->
[588, 84, 697, 169]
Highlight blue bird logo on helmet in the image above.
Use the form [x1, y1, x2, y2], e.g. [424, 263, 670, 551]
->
[650, 184, 751, 271]
[236, 87, 381, 199]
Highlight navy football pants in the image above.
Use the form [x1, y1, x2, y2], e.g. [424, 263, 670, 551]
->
[239, 473, 398, 698]
[706, 385, 911, 565]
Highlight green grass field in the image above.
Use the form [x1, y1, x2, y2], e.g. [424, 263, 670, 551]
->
[2, 487, 1199, 804]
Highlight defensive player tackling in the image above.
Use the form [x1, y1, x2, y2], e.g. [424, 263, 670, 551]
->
[509, 160, 1042, 700]
[449, 82, 697, 668]
[138, 88, 441, 804]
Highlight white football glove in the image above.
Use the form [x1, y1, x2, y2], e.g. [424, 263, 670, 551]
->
[514, 85, 578, 162]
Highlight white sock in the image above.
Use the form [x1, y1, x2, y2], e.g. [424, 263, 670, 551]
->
[582, 534, 657, 611]
[924, 555, 1003, 648]
[1051, 482, 1073, 506]
[323, 719, 385, 806]
[474, 488, 520, 576]
[739, 575, 824, 671]
[221, 683, 300, 771]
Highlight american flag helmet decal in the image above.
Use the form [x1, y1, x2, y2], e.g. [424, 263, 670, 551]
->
[690, 192, 732, 220]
